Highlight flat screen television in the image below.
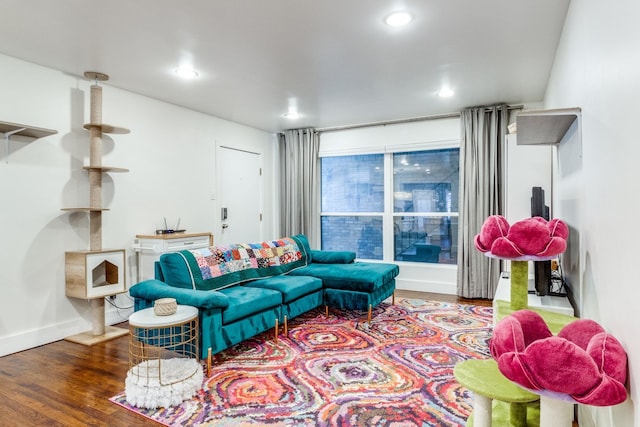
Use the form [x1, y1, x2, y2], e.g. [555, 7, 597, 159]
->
[531, 186, 551, 296]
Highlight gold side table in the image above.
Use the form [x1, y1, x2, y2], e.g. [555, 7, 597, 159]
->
[126, 305, 203, 409]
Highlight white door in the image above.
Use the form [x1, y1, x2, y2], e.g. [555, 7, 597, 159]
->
[217, 146, 262, 244]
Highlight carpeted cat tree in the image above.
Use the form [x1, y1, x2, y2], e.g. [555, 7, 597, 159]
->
[474, 215, 569, 313]
[456, 215, 628, 427]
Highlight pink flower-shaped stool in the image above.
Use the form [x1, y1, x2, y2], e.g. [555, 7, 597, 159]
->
[491, 310, 628, 426]
[475, 215, 569, 311]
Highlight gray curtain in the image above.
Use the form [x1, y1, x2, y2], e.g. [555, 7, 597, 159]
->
[457, 105, 508, 298]
[278, 129, 320, 246]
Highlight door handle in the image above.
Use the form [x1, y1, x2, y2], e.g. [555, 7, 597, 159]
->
[222, 223, 229, 229]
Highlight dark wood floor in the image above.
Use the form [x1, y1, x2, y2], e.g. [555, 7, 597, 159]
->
[0, 291, 491, 427]
[395, 289, 492, 307]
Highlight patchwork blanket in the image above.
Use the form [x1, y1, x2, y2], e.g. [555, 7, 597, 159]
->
[177, 236, 309, 291]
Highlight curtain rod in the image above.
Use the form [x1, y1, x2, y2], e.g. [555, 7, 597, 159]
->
[316, 104, 523, 133]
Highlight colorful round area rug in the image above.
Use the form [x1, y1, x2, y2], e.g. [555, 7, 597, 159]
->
[111, 298, 493, 426]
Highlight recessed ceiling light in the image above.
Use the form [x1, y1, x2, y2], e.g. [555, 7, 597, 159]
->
[174, 67, 199, 79]
[438, 88, 455, 98]
[385, 11, 413, 27]
[283, 112, 300, 120]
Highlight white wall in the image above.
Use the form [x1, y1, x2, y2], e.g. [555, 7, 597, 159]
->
[320, 118, 461, 294]
[503, 132, 553, 283]
[545, 1, 639, 425]
[320, 118, 460, 155]
[0, 54, 275, 356]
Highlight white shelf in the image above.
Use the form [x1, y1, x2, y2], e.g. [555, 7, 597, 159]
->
[0, 121, 58, 139]
[516, 107, 581, 145]
[1, 120, 58, 163]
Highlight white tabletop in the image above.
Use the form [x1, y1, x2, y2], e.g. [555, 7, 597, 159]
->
[129, 305, 198, 327]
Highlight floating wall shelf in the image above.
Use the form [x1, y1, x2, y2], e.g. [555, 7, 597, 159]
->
[0, 121, 58, 138]
[1, 120, 58, 163]
[516, 107, 581, 146]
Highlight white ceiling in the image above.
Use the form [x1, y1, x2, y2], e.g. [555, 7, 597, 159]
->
[0, 0, 570, 133]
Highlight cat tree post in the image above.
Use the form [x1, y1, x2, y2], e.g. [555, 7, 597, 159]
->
[539, 395, 574, 427]
[509, 260, 528, 310]
[89, 82, 105, 337]
[89, 83, 103, 251]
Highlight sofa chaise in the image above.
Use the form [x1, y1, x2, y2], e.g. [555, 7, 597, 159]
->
[129, 234, 399, 358]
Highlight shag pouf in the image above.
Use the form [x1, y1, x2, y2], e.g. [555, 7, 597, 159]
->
[125, 357, 203, 409]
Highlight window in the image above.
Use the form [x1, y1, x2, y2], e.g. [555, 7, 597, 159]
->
[321, 154, 384, 259]
[392, 149, 459, 264]
[321, 148, 459, 264]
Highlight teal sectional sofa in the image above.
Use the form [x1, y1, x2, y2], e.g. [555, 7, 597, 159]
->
[129, 235, 399, 358]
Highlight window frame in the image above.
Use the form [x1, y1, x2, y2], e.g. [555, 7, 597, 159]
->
[320, 140, 460, 265]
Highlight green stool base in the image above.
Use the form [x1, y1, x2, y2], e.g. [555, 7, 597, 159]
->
[454, 359, 539, 427]
[467, 400, 540, 427]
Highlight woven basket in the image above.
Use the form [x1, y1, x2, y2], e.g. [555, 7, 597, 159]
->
[154, 298, 177, 316]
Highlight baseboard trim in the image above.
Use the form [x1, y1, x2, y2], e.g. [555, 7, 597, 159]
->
[2, 319, 79, 357]
[1, 305, 133, 357]
[396, 278, 456, 295]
